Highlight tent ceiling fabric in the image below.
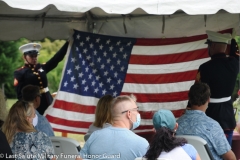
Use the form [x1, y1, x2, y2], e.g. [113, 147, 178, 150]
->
[0, 0, 240, 40]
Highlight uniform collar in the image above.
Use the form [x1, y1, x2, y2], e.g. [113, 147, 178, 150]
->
[24, 63, 35, 68]
[211, 53, 226, 59]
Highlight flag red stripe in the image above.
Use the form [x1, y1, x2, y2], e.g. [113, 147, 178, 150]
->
[53, 100, 96, 114]
[53, 128, 86, 135]
[125, 70, 198, 84]
[129, 48, 208, 65]
[135, 29, 232, 46]
[121, 91, 188, 103]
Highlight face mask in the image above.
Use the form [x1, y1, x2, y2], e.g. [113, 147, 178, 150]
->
[130, 113, 141, 130]
[32, 114, 38, 127]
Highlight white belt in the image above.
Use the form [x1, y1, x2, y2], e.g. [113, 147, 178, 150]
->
[210, 96, 231, 103]
[40, 87, 49, 94]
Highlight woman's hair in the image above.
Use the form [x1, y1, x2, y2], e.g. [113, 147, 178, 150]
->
[0, 89, 8, 123]
[93, 95, 114, 128]
[2, 100, 36, 143]
[144, 127, 187, 160]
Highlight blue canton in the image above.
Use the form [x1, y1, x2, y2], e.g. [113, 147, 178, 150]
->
[176, 110, 231, 160]
[60, 30, 136, 98]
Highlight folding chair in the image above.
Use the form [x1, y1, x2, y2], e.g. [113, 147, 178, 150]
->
[50, 136, 81, 160]
[176, 135, 214, 160]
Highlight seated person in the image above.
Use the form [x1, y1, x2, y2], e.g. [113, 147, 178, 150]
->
[21, 85, 55, 136]
[0, 89, 8, 128]
[2, 100, 55, 160]
[176, 83, 236, 160]
[79, 94, 149, 160]
[84, 94, 113, 141]
[144, 109, 201, 160]
[0, 130, 14, 160]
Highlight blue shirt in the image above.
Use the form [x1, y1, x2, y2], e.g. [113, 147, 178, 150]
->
[80, 126, 149, 160]
[35, 110, 55, 137]
[176, 110, 231, 160]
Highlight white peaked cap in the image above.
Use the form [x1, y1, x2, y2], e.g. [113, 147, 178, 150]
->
[19, 43, 41, 54]
[206, 30, 232, 44]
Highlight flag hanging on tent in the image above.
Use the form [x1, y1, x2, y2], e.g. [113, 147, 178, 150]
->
[45, 29, 232, 134]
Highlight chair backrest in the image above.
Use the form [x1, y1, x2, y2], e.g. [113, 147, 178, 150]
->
[50, 136, 81, 160]
[135, 158, 170, 160]
[176, 135, 214, 160]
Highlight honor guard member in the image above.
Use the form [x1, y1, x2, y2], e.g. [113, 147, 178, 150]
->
[14, 41, 69, 115]
[196, 30, 239, 145]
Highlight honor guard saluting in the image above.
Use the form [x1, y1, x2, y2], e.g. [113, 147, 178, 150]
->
[14, 41, 69, 115]
[196, 30, 239, 145]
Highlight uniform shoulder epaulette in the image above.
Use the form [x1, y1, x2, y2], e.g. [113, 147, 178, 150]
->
[15, 66, 26, 71]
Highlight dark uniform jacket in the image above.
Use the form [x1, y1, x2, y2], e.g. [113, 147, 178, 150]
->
[196, 52, 239, 130]
[14, 42, 69, 115]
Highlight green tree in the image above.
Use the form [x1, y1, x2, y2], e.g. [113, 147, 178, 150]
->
[0, 39, 28, 98]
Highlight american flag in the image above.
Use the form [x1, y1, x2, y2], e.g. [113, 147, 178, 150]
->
[45, 29, 232, 134]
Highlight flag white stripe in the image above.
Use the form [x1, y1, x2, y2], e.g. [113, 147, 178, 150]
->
[56, 91, 187, 109]
[127, 58, 210, 74]
[132, 39, 207, 55]
[50, 123, 89, 133]
[122, 80, 194, 93]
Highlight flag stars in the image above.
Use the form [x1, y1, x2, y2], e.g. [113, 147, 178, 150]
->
[117, 79, 122, 84]
[90, 62, 94, 67]
[114, 72, 118, 78]
[80, 41, 84, 46]
[93, 69, 97, 74]
[76, 47, 79, 51]
[109, 46, 113, 51]
[70, 76, 75, 82]
[79, 54, 82, 59]
[92, 80, 96, 86]
[78, 72, 83, 78]
[86, 36, 90, 41]
[64, 81, 68, 87]
[82, 60, 86, 65]
[94, 88, 99, 93]
[110, 65, 114, 70]
[102, 89, 107, 95]
[86, 55, 91, 60]
[88, 74, 93, 79]
[75, 65, 80, 70]
[84, 86, 89, 91]
[104, 71, 109, 76]
[89, 43, 94, 48]
[120, 47, 124, 52]
[113, 52, 117, 58]
[96, 38, 100, 43]
[99, 44, 103, 50]
[76, 34, 80, 39]
[127, 41, 132, 46]
[107, 77, 112, 83]
[117, 59, 121, 65]
[110, 85, 115, 90]
[117, 41, 121, 45]
[97, 57, 101, 63]
[107, 58, 111, 64]
[71, 57, 76, 63]
[99, 82, 103, 88]
[82, 79, 86, 85]
[103, 51, 107, 57]
[106, 39, 111, 44]
[85, 67, 89, 72]
[67, 69, 72, 75]
[121, 66, 125, 71]
[96, 75, 100, 81]
[73, 83, 79, 89]
[123, 53, 127, 59]
[101, 64, 105, 69]
[93, 50, 97, 55]
[113, 91, 117, 97]
[83, 48, 88, 53]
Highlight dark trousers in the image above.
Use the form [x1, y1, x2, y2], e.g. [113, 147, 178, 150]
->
[224, 130, 233, 146]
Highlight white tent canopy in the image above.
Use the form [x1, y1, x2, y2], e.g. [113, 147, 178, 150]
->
[0, 0, 240, 40]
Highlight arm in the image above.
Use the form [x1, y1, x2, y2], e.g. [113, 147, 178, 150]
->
[44, 41, 69, 73]
[196, 153, 201, 160]
[222, 150, 236, 160]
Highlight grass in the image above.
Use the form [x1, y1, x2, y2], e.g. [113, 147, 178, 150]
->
[6, 99, 85, 148]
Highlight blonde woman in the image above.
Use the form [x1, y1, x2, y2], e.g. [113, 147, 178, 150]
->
[84, 95, 113, 141]
[2, 101, 55, 160]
